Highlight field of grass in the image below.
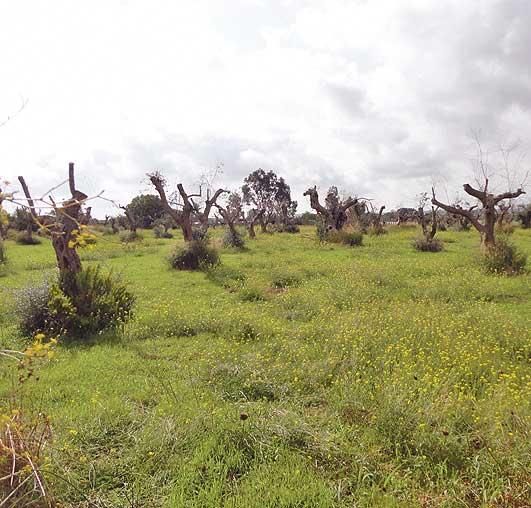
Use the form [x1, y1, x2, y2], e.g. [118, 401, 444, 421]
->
[1, 226, 530, 507]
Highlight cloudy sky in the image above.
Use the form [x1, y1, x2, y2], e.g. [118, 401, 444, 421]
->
[1, 0, 529, 216]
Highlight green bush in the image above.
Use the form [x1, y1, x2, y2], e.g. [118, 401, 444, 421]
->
[16, 231, 41, 245]
[482, 237, 527, 275]
[223, 228, 245, 249]
[168, 239, 219, 271]
[119, 230, 143, 243]
[413, 237, 443, 252]
[327, 229, 363, 246]
[16, 266, 135, 338]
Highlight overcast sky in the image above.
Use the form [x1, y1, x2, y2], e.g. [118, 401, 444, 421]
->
[1, 0, 530, 216]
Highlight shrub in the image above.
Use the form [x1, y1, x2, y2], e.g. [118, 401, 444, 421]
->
[413, 237, 443, 252]
[16, 266, 135, 337]
[153, 225, 173, 239]
[119, 230, 142, 243]
[15, 231, 41, 245]
[481, 237, 527, 275]
[168, 239, 219, 271]
[327, 229, 364, 246]
[223, 228, 245, 249]
[15, 281, 52, 335]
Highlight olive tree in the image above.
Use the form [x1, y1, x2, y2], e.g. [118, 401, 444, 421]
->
[303, 186, 358, 231]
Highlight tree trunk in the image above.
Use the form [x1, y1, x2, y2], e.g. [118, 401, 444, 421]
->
[482, 201, 496, 249]
[182, 219, 193, 242]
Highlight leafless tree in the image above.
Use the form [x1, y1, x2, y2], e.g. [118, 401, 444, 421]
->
[215, 192, 243, 238]
[104, 214, 120, 233]
[119, 204, 138, 233]
[416, 193, 438, 243]
[148, 171, 227, 241]
[368, 204, 386, 234]
[432, 181, 525, 248]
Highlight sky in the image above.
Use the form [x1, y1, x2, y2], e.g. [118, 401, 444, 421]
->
[1, 0, 530, 217]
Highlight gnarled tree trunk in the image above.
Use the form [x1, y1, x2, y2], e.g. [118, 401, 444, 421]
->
[19, 162, 87, 286]
[432, 181, 525, 249]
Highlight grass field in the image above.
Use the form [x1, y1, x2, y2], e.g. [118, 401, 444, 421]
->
[1, 226, 530, 507]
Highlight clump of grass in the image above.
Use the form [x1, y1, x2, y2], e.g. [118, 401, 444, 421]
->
[482, 237, 527, 275]
[239, 286, 266, 302]
[207, 264, 246, 289]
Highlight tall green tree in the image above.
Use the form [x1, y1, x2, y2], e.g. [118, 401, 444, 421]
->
[242, 169, 295, 233]
[126, 194, 165, 228]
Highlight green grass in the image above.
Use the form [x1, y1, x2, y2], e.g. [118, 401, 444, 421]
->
[1, 226, 530, 507]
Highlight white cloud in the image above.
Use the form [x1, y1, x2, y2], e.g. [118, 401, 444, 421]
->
[1, 0, 529, 215]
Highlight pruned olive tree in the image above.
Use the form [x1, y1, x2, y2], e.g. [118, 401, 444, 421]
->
[303, 186, 358, 231]
[148, 171, 227, 241]
[19, 165, 83, 275]
[432, 182, 525, 249]
[216, 192, 246, 248]
[119, 204, 139, 233]
[9, 163, 135, 336]
[368, 204, 386, 235]
[215, 192, 243, 236]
